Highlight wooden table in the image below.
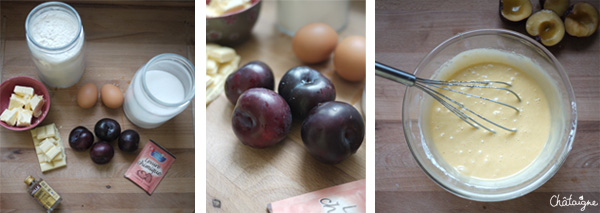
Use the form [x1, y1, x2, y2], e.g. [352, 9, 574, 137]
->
[0, 1, 195, 212]
[206, 1, 366, 212]
[376, 0, 600, 212]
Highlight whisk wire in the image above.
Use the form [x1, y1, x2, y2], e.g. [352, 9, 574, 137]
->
[426, 83, 521, 112]
[375, 61, 521, 134]
[417, 83, 518, 133]
[418, 78, 522, 102]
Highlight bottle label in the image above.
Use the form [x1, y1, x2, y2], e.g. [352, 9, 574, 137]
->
[31, 181, 61, 210]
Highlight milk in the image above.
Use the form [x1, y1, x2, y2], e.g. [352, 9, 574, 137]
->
[26, 2, 85, 88]
[277, 0, 349, 36]
[124, 54, 195, 129]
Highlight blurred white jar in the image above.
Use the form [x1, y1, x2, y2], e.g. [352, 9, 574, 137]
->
[26, 1, 85, 88]
[277, 0, 349, 36]
[124, 53, 195, 129]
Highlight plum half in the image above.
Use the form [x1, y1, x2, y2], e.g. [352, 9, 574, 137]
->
[232, 88, 292, 148]
[224, 61, 275, 105]
[526, 10, 565, 46]
[301, 101, 365, 164]
[540, 0, 570, 16]
[499, 0, 533, 22]
[564, 2, 599, 37]
[278, 66, 336, 119]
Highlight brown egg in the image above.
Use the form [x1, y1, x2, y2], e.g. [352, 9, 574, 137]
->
[100, 84, 123, 109]
[77, 83, 98, 109]
[292, 23, 338, 64]
[334, 35, 366, 82]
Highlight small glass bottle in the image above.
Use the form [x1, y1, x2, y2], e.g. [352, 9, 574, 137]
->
[24, 176, 62, 212]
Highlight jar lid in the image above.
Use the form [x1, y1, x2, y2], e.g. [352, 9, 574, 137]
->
[24, 176, 35, 185]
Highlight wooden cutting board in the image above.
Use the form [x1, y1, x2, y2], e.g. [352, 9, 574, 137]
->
[0, 1, 195, 212]
[376, 0, 600, 212]
[206, 1, 366, 212]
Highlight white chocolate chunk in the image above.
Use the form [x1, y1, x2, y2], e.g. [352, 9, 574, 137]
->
[219, 55, 241, 75]
[37, 153, 48, 163]
[208, 46, 236, 63]
[31, 123, 66, 172]
[53, 152, 64, 161]
[39, 139, 55, 153]
[40, 162, 54, 172]
[14, 86, 34, 98]
[52, 160, 66, 168]
[206, 43, 221, 52]
[207, 59, 218, 75]
[45, 124, 56, 138]
[45, 145, 61, 161]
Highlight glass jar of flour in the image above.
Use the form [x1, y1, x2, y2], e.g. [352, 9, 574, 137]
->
[26, 1, 85, 88]
[124, 53, 195, 129]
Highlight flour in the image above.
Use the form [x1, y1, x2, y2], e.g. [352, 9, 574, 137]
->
[26, 2, 85, 88]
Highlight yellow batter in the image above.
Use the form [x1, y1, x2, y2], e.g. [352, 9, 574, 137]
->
[426, 49, 551, 180]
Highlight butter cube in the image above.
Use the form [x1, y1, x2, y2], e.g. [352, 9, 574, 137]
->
[16, 108, 32, 127]
[207, 59, 218, 75]
[39, 138, 55, 153]
[217, 0, 250, 14]
[29, 95, 44, 118]
[8, 94, 27, 110]
[206, 6, 222, 17]
[14, 86, 34, 98]
[208, 47, 236, 63]
[0, 108, 19, 126]
[45, 145, 61, 161]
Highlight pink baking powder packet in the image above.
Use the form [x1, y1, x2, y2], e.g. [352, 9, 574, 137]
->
[124, 140, 175, 195]
[267, 179, 365, 213]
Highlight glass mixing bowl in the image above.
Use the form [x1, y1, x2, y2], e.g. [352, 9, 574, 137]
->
[402, 29, 577, 201]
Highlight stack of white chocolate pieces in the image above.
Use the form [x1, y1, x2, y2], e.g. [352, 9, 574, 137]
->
[0, 85, 44, 127]
[31, 123, 67, 172]
[206, 43, 241, 104]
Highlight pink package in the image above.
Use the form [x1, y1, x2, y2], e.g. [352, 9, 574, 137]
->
[124, 140, 176, 195]
[268, 179, 366, 213]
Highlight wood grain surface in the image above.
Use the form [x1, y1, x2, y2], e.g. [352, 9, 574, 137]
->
[0, 1, 195, 212]
[376, 0, 600, 212]
[206, 1, 366, 212]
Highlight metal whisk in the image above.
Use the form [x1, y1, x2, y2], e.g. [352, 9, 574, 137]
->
[376, 62, 521, 134]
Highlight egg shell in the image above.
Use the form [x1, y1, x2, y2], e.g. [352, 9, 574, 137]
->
[334, 35, 366, 82]
[292, 23, 338, 64]
[77, 83, 98, 109]
[101, 84, 123, 109]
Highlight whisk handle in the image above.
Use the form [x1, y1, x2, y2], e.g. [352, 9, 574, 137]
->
[375, 61, 416, 86]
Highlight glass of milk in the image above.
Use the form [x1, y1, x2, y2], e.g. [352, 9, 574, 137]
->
[124, 53, 195, 129]
[277, 0, 349, 36]
[25, 2, 85, 88]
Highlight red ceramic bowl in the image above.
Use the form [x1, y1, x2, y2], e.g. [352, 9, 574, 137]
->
[206, 0, 262, 46]
[0, 76, 51, 131]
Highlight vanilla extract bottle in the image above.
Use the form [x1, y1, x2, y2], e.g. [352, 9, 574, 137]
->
[24, 176, 62, 212]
